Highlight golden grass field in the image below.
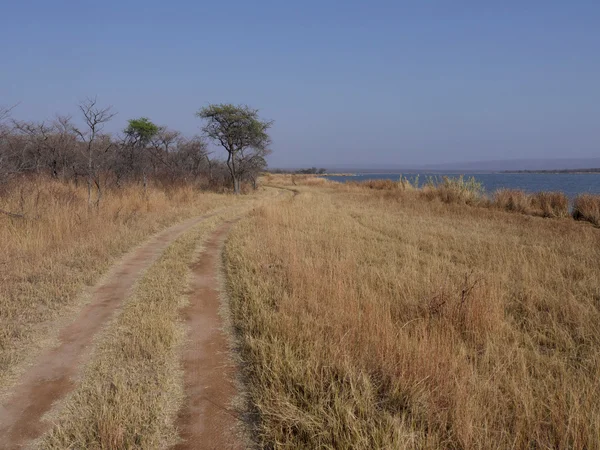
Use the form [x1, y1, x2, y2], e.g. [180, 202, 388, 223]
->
[1, 174, 600, 449]
[225, 175, 600, 449]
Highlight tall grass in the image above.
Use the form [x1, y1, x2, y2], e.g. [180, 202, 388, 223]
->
[420, 175, 484, 205]
[348, 176, 417, 191]
[572, 194, 600, 226]
[225, 183, 600, 449]
[493, 189, 569, 218]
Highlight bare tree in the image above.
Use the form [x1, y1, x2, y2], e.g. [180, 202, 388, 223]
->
[73, 98, 116, 207]
[0, 104, 20, 184]
[48, 115, 79, 180]
[237, 147, 269, 190]
[149, 126, 180, 175]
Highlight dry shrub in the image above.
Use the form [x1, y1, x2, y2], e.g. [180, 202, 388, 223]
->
[572, 194, 600, 226]
[226, 186, 600, 449]
[420, 175, 483, 205]
[360, 179, 399, 190]
[493, 190, 569, 218]
[531, 191, 569, 218]
[493, 189, 534, 214]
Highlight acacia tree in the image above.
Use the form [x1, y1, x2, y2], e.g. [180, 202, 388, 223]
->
[123, 117, 159, 181]
[196, 104, 272, 194]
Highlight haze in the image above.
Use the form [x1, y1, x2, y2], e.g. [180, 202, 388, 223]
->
[2, 1, 599, 169]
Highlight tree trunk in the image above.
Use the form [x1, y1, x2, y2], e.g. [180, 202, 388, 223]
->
[226, 150, 240, 194]
[143, 172, 148, 198]
[95, 178, 102, 209]
[87, 176, 92, 207]
[87, 149, 93, 208]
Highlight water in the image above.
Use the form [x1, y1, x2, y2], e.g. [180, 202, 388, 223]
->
[325, 173, 600, 198]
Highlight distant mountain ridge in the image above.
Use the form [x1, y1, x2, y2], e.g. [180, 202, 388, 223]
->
[320, 157, 600, 173]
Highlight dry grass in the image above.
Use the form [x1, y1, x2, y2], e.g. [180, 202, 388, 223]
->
[572, 194, 600, 226]
[40, 213, 230, 449]
[531, 191, 570, 218]
[492, 189, 534, 214]
[0, 177, 253, 395]
[493, 189, 569, 218]
[420, 175, 484, 206]
[347, 177, 416, 192]
[225, 181, 600, 449]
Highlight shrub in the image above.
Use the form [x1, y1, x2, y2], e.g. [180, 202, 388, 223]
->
[361, 179, 399, 190]
[492, 189, 532, 214]
[572, 194, 600, 227]
[531, 192, 569, 218]
[421, 175, 484, 205]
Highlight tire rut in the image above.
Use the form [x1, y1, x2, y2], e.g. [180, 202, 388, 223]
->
[173, 220, 242, 450]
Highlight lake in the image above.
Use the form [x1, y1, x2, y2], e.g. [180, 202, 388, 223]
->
[325, 173, 600, 198]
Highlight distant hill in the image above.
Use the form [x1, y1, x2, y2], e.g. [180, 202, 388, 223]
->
[322, 157, 600, 173]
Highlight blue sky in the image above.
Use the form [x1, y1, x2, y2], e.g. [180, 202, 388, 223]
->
[2, 1, 599, 168]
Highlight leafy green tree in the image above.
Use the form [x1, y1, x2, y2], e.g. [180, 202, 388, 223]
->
[124, 117, 159, 147]
[123, 117, 159, 190]
[196, 104, 272, 194]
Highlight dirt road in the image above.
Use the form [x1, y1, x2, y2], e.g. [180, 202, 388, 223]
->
[173, 221, 243, 450]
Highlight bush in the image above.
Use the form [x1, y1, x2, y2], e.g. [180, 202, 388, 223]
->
[572, 194, 600, 227]
[493, 190, 569, 218]
[531, 192, 569, 218]
[421, 175, 484, 205]
[492, 189, 532, 214]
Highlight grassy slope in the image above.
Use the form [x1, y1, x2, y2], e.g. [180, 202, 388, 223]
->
[225, 180, 600, 449]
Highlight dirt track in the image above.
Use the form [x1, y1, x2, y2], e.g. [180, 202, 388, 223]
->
[0, 211, 225, 449]
[0, 188, 292, 449]
[173, 221, 242, 450]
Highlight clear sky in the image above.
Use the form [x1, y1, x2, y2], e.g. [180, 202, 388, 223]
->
[2, 1, 599, 168]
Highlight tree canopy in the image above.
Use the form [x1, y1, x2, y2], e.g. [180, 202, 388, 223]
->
[124, 117, 159, 146]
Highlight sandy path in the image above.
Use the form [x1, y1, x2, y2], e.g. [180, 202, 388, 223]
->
[0, 210, 226, 449]
[173, 220, 243, 450]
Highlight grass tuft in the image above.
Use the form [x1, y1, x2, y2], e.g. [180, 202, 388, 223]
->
[572, 194, 600, 226]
